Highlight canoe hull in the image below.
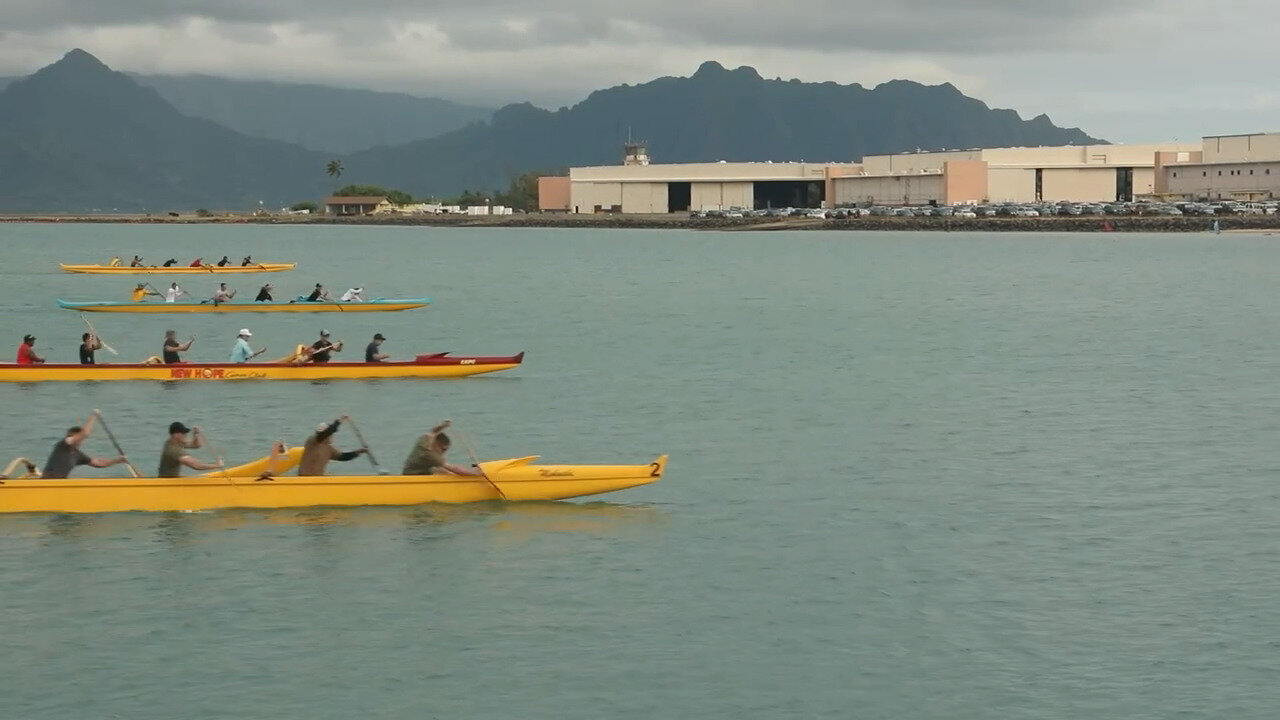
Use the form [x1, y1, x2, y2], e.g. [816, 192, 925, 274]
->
[0, 353, 523, 382]
[0, 455, 666, 513]
[60, 264, 295, 274]
[57, 299, 429, 313]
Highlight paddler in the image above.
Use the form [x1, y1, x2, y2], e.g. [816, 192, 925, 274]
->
[210, 282, 236, 304]
[188, 257, 204, 268]
[16, 334, 44, 365]
[304, 329, 343, 363]
[130, 255, 144, 267]
[216, 256, 230, 267]
[158, 422, 223, 477]
[79, 332, 104, 365]
[163, 329, 194, 364]
[131, 283, 160, 302]
[228, 328, 266, 363]
[164, 282, 188, 303]
[241, 255, 253, 266]
[365, 333, 389, 362]
[254, 283, 273, 302]
[402, 420, 482, 476]
[298, 416, 368, 476]
[108, 256, 121, 267]
[41, 414, 129, 479]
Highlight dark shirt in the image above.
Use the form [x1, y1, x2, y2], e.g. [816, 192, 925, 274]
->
[42, 438, 91, 479]
[162, 259, 177, 267]
[366, 342, 383, 362]
[217, 258, 229, 266]
[311, 340, 333, 363]
[255, 287, 272, 302]
[242, 258, 252, 266]
[79, 342, 95, 365]
[163, 338, 182, 364]
[306, 288, 323, 302]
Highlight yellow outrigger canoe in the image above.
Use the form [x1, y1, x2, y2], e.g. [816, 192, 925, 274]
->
[0, 353, 524, 382]
[0, 454, 667, 513]
[60, 263, 295, 274]
[57, 298, 430, 313]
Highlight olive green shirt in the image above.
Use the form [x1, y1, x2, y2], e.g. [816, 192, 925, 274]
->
[158, 438, 187, 478]
[402, 433, 446, 475]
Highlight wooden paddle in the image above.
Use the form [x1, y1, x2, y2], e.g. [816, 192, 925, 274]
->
[457, 430, 505, 500]
[344, 414, 387, 475]
[198, 428, 235, 485]
[80, 314, 118, 356]
[92, 409, 140, 477]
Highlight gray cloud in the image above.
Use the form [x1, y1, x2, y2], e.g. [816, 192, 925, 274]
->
[0, 0, 1276, 143]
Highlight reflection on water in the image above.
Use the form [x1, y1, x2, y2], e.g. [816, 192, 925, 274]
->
[0, 500, 667, 546]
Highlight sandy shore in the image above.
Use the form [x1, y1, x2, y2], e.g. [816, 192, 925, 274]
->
[2, 212, 1276, 233]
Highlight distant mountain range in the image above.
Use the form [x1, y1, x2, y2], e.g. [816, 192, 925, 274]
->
[0, 51, 1104, 212]
[129, 74, 491, 153]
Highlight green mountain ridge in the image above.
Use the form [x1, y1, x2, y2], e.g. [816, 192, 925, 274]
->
[344, 60, 1103, 197]
[129, 74, 492, 153]
[0, 52, 1105, 211]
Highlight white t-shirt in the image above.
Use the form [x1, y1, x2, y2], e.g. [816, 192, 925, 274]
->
[165, 286, 183, 303]
[340, 288, 364, 302]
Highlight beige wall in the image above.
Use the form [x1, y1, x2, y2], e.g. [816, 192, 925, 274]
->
[1164, 161, 1280, 200]
[571, 162, 854, 183]
[620, 182, 669, 213]
[691, 182, 753, 211]
[987, 167, 1034, 203]
[570, 181, 622, 213]
[830, 174, 945, 206]
[1039, 168, 1115, 202]
[538, 176, 570, 211]
[942, 160, 988, 204]
[1202, 134, 1280, 163]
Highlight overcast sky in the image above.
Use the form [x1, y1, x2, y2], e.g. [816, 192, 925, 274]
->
[1, 0, 1276, 143]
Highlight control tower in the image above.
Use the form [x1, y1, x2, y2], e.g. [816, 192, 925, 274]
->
[623, 141, 650, 166]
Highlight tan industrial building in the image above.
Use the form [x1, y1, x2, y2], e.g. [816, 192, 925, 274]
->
[541, 141, 1202, 213]
[1159, 133, 1280, 201]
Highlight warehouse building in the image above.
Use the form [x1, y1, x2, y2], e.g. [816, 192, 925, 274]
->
[542, 141, 1200, 213]
[1159, 133, 1280, 201]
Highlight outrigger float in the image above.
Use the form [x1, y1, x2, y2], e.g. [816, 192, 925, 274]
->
[0, 352, 524, 382]
[57, 298, 431, 313]
[60, 263, 296, 275]
[0, 454, 668, 513]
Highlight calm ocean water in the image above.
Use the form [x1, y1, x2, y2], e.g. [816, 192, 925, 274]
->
[3, 224, 1280, 718]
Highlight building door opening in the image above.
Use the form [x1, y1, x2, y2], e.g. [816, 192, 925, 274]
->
[1116, 167, 1134, 202]
[668, 182, 691, 212]
[754, 181, 824, 209]
[1035, 169, 1043, 201]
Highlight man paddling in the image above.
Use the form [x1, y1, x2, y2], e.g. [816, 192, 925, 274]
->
[241, 256, 253, 266]
[210, 282, 236, 304]
[16, 334, 44, 364]
[402, 420, 482, 476]
[229, 328, 266, 363]
[216, 256, 230, 267]
[165, 282, 188, 303]
[305, 283, 329, 302]
[41, 414, 128, 479]
[163, 329, 194, 364]
[365, 333, 389, 362]
[254, 283, 273, 302]
[298, 416, 368, 476]
[305, 329, 343, 363]
[132, 283, 161, 302]
[158, 422, 222, 477]
[79, 332, 104, 365]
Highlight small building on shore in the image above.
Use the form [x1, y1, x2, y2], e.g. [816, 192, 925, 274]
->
[325, 196, 392, 216]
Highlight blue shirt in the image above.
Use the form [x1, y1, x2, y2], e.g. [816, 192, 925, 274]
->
[229, 337, 253, 362]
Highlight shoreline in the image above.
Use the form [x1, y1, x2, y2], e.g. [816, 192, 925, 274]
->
[1, 213, 1275, 233]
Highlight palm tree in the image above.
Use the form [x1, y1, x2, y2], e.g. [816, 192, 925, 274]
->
[326, 160, 343, 178]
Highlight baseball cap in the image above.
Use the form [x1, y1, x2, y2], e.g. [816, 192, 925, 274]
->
[319, 329, 330, 336]
[169, 421, 191, 434]
[316, 423, 330, 433]
[238, 328, 252, 337]
[23, 334, 34, 343]
[373, 333, 386, 340]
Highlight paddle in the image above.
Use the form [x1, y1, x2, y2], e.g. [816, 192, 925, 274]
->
[80, 314, 118, 356]
[92, 409, 140, 477]
[198, 428, 235, 485]
[457, 430, 505, 500]
[344, 414, 388, 475]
